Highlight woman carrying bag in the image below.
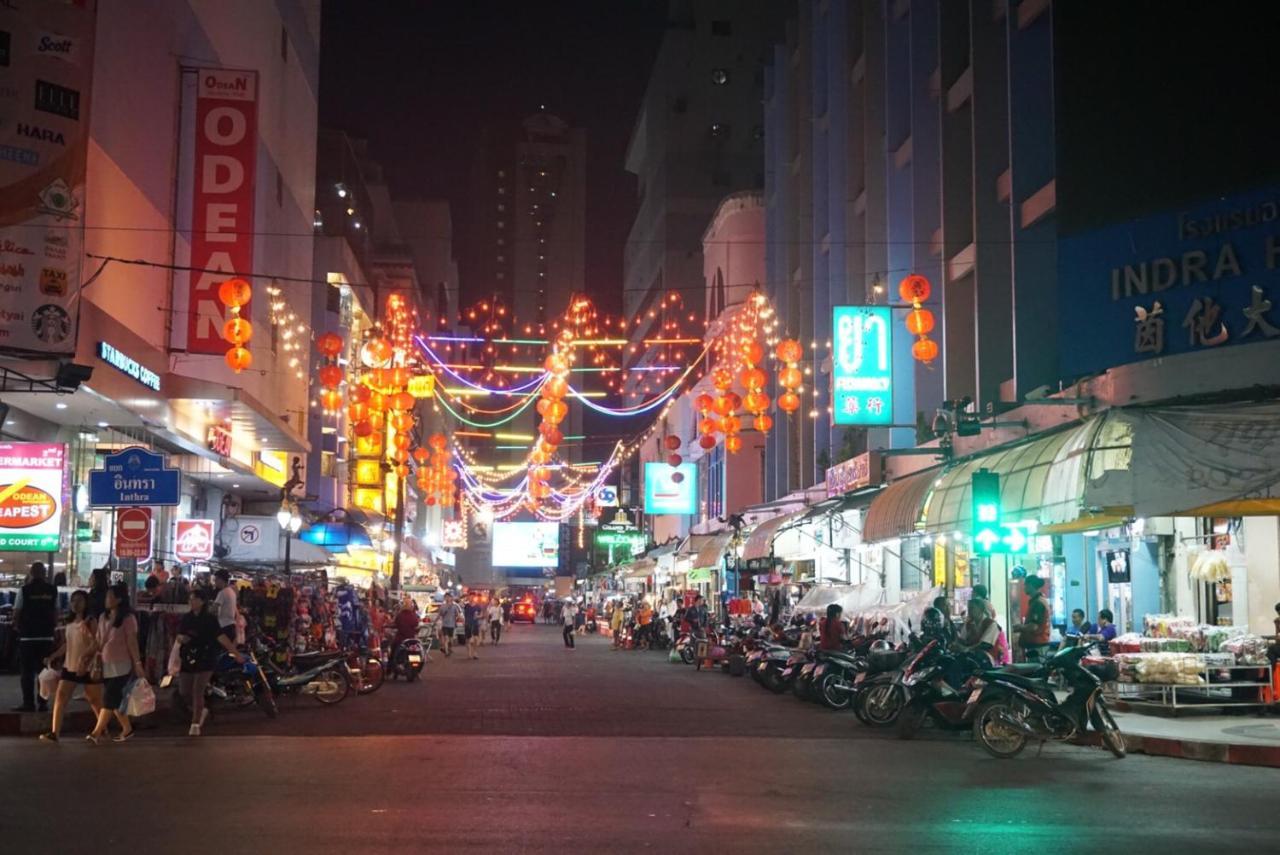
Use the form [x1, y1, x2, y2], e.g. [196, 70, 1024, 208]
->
[87, 584, 144, 744]
[38, 591, 104, 742]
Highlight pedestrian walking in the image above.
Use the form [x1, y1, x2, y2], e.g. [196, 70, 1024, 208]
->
[463, 598, 482, 659]
[86, 566, 109, 619]
[1014, 575, 1051, 663]
[501, 598, 512, 626]
[12, 561, 58, 713]
[562, 599, 578, 649]
[177, 588, 243, 736]
[610, 601, 625, 648]
[38, 590, 103, 741]
[87, 584, 144, 744]
[487, 599, 504, 644]
[436, 593, 462, 657]
[212, 569, 239, 643]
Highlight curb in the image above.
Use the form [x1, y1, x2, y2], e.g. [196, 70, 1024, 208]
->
[1125, 733, 1280, 768]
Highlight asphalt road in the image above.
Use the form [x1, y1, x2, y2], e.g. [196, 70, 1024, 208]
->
[4, 624, 1277, 854]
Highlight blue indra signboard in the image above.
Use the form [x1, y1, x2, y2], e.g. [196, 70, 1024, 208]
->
[1058, 185, 1280, 379]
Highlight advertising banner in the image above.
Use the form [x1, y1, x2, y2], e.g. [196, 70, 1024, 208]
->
[491, 521, 560, 568]
[185, 68, 258, 354]
[1059, 185, 1280, 380]
[0, 0, 96, 356]
[832, 306, 893, 425]
[643, 462, 698, 515]
[174, 519, 215, 562]
[0, 443, 66, 551]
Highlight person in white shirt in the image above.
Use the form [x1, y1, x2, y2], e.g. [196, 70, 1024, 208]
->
[487, 600, 504, 644]
[212, 570, 238, 641]
[561, 600, 578, 649]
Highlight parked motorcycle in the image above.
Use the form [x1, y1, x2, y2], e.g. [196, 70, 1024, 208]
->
[171, 646, 277, 719]
[344, 640, 385, 695]
[894, 644, 993, 739]
[969, 644, 1125, 759]
[255, 639, 351, 705]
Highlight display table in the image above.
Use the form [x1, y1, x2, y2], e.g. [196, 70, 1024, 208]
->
[1108, 660, 1273, 712]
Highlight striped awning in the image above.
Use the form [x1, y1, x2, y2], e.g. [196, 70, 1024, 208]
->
[742, 510, 806, 561]
[862, 468, 940, 543]
[693, 531, 733, 570]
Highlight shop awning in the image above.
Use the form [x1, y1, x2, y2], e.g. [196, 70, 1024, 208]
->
[693, 531, 733, 570]
[922, 423, 1093, 534]
[862, 468, 940, 543]
[622, 558, 656, 579]
[742, 510, 805, 561]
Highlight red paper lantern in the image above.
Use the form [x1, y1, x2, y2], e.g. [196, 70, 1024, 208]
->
[778, 391, 801, 413]
[905, 308, 935, 336]
[545, 376, 569, 398]
[778, 366, 803, 388]
[712, 367, 733, 390]
[899, 274, 932, 304]
[391, 391, 415, 411]
[349, 385, 371, 404]
[353, 420, 373, 438]
[725, 435, 743, 454]
[317, 364, 344, 388]
[429, 433, 448, 451]
[712, 396, 733, 417]
[912, 337, 939, 363]
[316, 332, 344, 358]
[739, 367, 766, 390]
[224, 346, 252, 373]
[412, 447, 430, 464]
[694, 393, 714, 414]
[753, 414, 774, 432]
[742, 342, 765, 364]
[663, 435, 681, 451]
[698, 418, 720, 436]
[217, 278, 251, 308]
[319, 389, 342, 411]
[776, 339, 803, 364]
[222, 317, 253, 346]
[667, 453, 683, 467]
[699, 435, 717, 450]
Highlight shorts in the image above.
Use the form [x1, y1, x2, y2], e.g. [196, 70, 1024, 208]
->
[440, 627, 455, 639]
[220, 624, 236, 640]
[60, 668, 100, 685]
[464, 625, 479, 640]
[103, 674, 130, 711]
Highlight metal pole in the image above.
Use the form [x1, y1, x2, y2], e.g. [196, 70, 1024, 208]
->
[284, 528, 292, 578]
[391, 474, 405, 590]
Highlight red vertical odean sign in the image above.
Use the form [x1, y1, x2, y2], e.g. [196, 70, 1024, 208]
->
[114, 507, 153, 560]
[187, 68, 258, 354]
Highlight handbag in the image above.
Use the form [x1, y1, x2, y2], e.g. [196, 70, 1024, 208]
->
[167, 640, 182, 677]
[124, 678, 156, 717]
[38, 666, 60, 701]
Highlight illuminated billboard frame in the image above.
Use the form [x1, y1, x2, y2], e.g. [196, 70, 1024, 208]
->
[832, 305, 894, 425]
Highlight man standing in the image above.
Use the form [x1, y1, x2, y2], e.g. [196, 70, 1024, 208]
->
[487, 599, 504, 644]
[1015, 576, 1051, 662]
[212, 570, 239, 643]
[561, 599, 578, 649]
[686, 594, 709, 639]
[12, 562, 57, 712]
[436, 593, 462, 657]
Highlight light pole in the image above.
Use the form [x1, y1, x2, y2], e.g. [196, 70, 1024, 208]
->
[276, 500, 303, 575]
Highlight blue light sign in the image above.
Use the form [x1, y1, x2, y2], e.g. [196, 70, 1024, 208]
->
[832, 306, 893, 425]
[643, 462, 697, 515]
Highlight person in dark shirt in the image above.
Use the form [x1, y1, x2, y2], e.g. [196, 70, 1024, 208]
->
[176, 588, 242, 737]
[819, 604, 848, 651]
[686, 595, 709, 638]
[13, 562, 58, 712]
[1091, 609, 1118, 655]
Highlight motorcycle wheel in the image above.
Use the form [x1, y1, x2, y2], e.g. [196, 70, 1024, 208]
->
[973, 699, 1028, 759]
[679, 646, 695, 666]
[860, 683, 904, 727]
[1092, 704, 1127, 759]
[819, 673, 852, 710]
[791, 674, 810, 701]
[406, 664, 421, 683]
[762, 666, 788, 694]
[896, 701, 927, 740]
[313, 666, 351, 705]
[356, 657, 385, 696]
[255, 685, 278, 719]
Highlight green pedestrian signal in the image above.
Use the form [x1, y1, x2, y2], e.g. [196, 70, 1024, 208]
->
[971, 469, 1002, 554]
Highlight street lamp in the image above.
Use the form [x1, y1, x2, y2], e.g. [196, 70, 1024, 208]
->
[277, 500, 303, 575]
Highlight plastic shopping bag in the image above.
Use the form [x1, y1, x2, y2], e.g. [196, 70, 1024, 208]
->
[37, 666, 60, 701]
[125, 678, 156, 717]
[167, 641, 182, 677]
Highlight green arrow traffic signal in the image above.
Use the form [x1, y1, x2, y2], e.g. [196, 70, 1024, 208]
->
[971, 468, 1002, 555]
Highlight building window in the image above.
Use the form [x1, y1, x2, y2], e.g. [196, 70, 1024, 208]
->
[325, 284, 341, 314]
[711, 68, 730, 86]
[711, 19, 732, 36]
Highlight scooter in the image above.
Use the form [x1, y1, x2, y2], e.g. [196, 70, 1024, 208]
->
[969, 643, 1126, 759]
[172, 646, 277, 719]
[894, 645, 992, 739]
[385, 636, 425, 682]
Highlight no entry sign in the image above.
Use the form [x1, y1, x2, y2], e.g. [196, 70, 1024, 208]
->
[115, 507, 153, 560]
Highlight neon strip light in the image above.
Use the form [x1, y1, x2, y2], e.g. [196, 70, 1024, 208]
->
[644, 338, 702, 344]
[570, 339, 628, 346]
[493, 432, 534, 441]
[428, 335, 485, 343]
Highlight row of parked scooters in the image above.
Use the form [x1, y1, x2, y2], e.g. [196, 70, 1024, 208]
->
[685, 609, 1126, 759]
[177, 627, 426, 720]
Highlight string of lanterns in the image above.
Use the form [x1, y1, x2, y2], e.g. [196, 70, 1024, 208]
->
[899, 274, 938, 364]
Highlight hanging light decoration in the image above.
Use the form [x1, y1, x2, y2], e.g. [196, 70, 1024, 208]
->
[775, 338, 803, 413]
[899, 274, 937, 364]
[218, 277, 253, 373]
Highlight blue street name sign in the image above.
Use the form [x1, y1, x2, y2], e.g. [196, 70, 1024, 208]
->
[88, 445, 181, 507]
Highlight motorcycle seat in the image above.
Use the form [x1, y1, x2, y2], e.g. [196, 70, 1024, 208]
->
[817, 650, 860, 667]
[982, 669, 1047, 691]
[998, 663, 1049, 677]
[293, 650, 346, 665]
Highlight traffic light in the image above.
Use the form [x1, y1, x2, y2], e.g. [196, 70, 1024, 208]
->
[971, 468, 1002, 554]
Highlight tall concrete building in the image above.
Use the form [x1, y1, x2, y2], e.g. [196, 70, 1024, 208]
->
[762, 0, 1057, 500]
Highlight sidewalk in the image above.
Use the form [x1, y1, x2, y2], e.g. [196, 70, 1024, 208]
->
[1113, 709, 1280, 768]
[0, 673, 168, 736]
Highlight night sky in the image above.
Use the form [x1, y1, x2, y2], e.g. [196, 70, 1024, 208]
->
[318, 0, 669, 314]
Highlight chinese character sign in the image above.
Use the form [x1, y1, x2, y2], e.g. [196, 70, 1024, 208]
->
[832, 306, 893, 426]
